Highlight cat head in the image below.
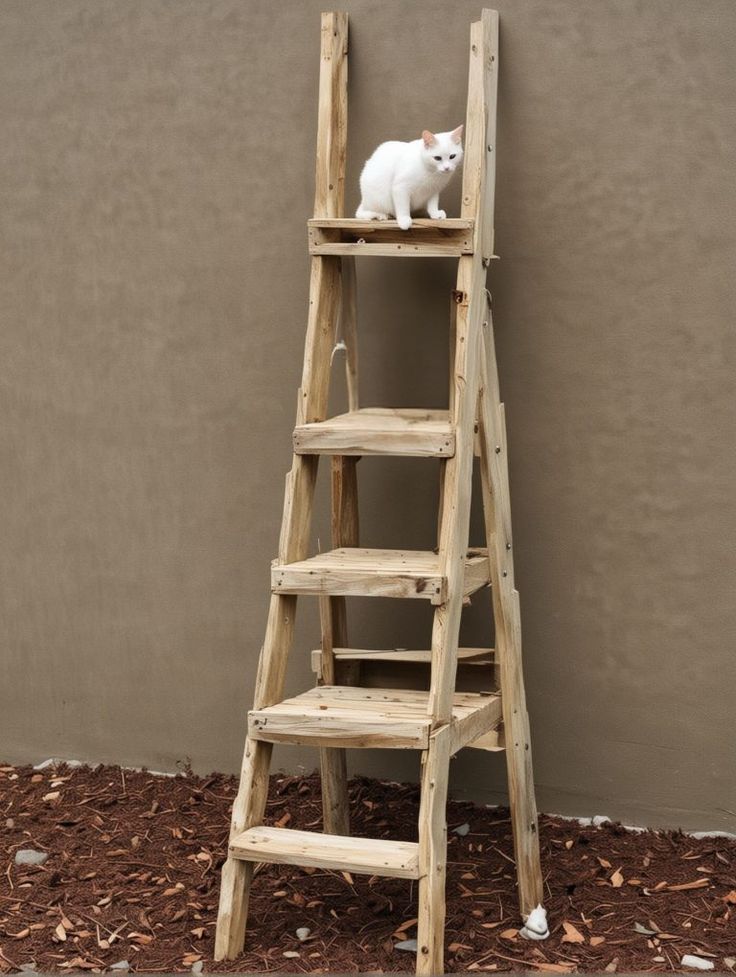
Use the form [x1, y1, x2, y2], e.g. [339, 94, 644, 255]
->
[421, 126, 464, 175]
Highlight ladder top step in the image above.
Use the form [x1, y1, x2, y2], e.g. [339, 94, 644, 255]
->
[309, 218, 474, 230]
[249, 685, 502, 752]
[308, 218, 475, 257]
[294, 407, 454, 457]
[229, 825, 420, 879]
[272, 547, 490, 604]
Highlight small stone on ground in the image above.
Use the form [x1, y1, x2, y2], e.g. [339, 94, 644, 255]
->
[14, 849, 49, 866]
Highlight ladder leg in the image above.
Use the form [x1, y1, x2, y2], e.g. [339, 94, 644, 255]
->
[215, 589, 300, 959]
[416, 730, 451, 976]
[504, 593, 543, 915]
[419, 265, 483, 974]
[320, 255, 360, 835]
[319, 594, 350, 835]
[319, 455, 360, 834]
[215, 738, 272, 958]
[478, 317, 544, 918]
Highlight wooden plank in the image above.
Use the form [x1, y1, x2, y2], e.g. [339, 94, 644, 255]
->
[467, 725, 505, 752]
[214, 738, 268, 960]
[272, 548, 446, 603]
[464, 548, 492, 594]
[299, 407, 450, 428]
[249, 686, 498, 751]
[313, 13, 348, 218]
[310, 218, 474, 256]
[428, 267, 485, 710]
[310, 218, 473, 230]
[341, 256, 359, 411]
[250, 686, 471, 715]
[319, 452, 359, 836]
[249, 710, 430, 750]
[309, 219, 474, 256]
[416, 728, 451, 975]
[478, 307, 543, 916]
[318, 583, 350, 831]
[216, 12, 349, 961]
[305, 685, 487, 708]
[426, 8, 492, 732]
[272, 548, 489, 604]
[297, 257, 343, 427]
[416, 22, 494, 969]
[461, 17, 489, 248]
[294, 407, 455, 457]
[311, 646, 494, 672]
[447, 692, 502, 756]
[286, 547, 439, 568]
[230, 826, 420, 880]
[310, 240, 473, 258]
[481, 10, 499, 261]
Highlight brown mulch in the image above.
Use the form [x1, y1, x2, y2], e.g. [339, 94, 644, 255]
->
[0, 762, 734, 974]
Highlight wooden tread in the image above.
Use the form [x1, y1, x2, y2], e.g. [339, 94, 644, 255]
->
[308, 218, 474, 257]
[229, 825, 420, 879]
[311, 646, 494, 673]
[293, 407, 454, 457]
[248, 685, 502, 752]
[271, 547, 490, 604]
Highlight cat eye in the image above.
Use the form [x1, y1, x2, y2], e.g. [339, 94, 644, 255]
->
[449, 154, 456, 159]
[433, 155, 442, 161]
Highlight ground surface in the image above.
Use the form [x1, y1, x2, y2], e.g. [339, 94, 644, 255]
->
[0, 762, 734, 974]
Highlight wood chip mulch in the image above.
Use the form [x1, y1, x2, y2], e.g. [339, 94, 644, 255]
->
[1, 762, 734, 973]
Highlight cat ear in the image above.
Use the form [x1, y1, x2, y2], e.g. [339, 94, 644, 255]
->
[422, 130, 437, 148]
[451, 124, 464, 144]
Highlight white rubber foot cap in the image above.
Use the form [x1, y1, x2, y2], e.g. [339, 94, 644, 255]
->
[520, 904, 549, 941]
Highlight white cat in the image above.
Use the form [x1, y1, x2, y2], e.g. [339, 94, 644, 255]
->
[356, 126, 464, 230]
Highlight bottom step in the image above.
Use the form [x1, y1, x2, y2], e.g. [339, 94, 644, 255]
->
[229, 825, 419, 879]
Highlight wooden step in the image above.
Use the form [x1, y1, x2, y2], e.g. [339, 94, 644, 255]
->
[248, 685, 502, 752]
[271, 547, 490, 604]
[311, 646, 494, 673]
[308, 218, 474, 257]
[229, 825, 420, 879]
[293, 407, 454, 457]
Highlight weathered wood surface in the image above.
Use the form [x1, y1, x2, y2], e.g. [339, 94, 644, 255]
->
[230, 826, 420, 879]
[340, 256, 359, 411]
[478, 316, 544, 914]
[215, 11, 349, 961]
[248, 685, 501, 752]
[310, 218, 473, 230]
[311, 646, 494, 674]
[427, 11, 492, 730]
[294, 407, 454, 457]
[319, 455, 360, 835]
[271, 547, 490, 604]
[416, 729, 451, 976]
[309, 218, 474, 258]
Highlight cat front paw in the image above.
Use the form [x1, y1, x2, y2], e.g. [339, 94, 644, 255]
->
[397, 215, 413, 230]
[429, 209, 447, 220]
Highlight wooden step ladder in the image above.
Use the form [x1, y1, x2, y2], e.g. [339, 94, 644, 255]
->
[215, 10, 545, 974]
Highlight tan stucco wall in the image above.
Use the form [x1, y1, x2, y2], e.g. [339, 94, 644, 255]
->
[1, 0, 734, 831]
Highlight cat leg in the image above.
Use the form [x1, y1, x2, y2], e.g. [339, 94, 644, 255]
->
[355, 203, 388, 221]
[427, 194, 446, 220]
[393, 188, 412, 230]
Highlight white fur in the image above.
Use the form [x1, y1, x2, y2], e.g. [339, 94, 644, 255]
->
[356, 126, 464, 230]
